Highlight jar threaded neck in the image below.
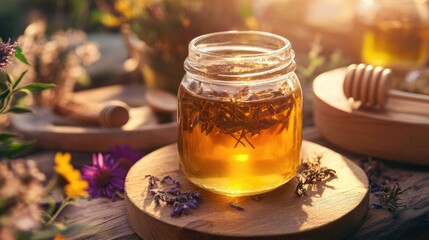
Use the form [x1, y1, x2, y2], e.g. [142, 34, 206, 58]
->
[184, 31, 295, 82]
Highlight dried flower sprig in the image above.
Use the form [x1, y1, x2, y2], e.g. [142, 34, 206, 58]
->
[295, 154, 337, 197]
[360, 156, 397, 193]
[0, 160, 45, 237]
[372, 180, 405, 213]
[13, 22, 100, 107]
[145, 175, 202, 217]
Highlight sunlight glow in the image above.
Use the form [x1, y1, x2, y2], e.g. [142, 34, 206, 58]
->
[234, 154, 249, 162]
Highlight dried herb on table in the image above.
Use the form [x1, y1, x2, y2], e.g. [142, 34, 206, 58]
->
[372, 180, 405, 212]
[252, 195, 264, 201]
[361, 156, 391, 193]
[229, 202, 245, 211]
[145, 175, 202, 217]
[360, 157, 405, 212]
[295, 154, 337, 197]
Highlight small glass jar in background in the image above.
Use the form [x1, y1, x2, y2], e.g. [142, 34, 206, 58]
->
[355, 0, 429, 86]
[178, 31, 302, 196]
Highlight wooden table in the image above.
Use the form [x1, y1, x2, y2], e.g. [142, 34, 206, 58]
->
[29, 127, 429, 240]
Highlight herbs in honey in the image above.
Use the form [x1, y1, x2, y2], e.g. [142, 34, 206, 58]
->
[178, 82, 302, 196]
[178, 31, 302, 196]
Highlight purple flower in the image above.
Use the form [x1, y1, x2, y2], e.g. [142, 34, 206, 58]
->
[108, 145, 143, 170]
[82, 153, 127, 201]
[0, 39, 17, 72]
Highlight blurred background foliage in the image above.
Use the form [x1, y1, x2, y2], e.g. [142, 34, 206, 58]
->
[0, 0, 357, 127]
[0, 0, 357, 98]
[0, 0, 108, 40]
[0, 0, 358, 59]
[0, 0, 360, 90]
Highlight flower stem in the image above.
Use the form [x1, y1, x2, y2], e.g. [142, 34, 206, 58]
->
[47, 197, 72, 225]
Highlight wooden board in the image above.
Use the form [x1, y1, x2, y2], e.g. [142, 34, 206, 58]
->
[125, 141, 369, 240]
[11, 84, 177, 151]
[313, 68, 429, 165]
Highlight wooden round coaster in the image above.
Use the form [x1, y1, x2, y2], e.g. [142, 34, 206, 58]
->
[125, 141, 369, 240]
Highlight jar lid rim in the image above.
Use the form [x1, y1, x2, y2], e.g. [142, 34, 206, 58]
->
[189, 31, 291, 58]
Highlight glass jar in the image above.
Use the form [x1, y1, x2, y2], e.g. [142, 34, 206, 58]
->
[355, 0, 429, 73]
[178, 31, 302, 196]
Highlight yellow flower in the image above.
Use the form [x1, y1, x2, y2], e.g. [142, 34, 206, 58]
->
[54, 152, 73, 177]
[99, 12, 123, 27]
[64, 175, 89, 198]
[114, 0, 146, 19]
[54, 152, 89, 198]
[99, 0, 146, 27]
[245, 17, 259, 30]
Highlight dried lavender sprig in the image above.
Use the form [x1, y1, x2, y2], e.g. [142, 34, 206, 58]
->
[145, 175, 202, 217]
[161, 175, 181, 196]
[161, 175, 180, 187]
[169, 191, 202, 217]
[145, 175, 160, 192]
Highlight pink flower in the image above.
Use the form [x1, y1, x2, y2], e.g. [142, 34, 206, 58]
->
[0, 39, 17, 72]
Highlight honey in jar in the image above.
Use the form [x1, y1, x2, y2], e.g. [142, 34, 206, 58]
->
[178, 31, 302, 196]
[355, 0, 429, 72]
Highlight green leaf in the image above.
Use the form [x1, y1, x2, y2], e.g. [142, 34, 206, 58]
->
[16, 83, 55, 92]
[0, 132, 17, 141]
[0, 94, 13, 114]
[5, 72, 12, 85]
[7, 105, 32, 113]
[0, 140, 34, 158]
[0, 88, 10, 99]
[14, 46, 29, 65]
[11, 70, 27, 90]
[0, 72, 9, 84]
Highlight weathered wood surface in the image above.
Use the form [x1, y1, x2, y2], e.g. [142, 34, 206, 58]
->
[34, 127, 429, 240]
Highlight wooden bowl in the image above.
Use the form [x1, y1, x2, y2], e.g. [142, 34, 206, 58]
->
[312, 67, 429, 165]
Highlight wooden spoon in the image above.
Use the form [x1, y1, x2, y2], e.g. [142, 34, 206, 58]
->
[54, 99, 130, 128]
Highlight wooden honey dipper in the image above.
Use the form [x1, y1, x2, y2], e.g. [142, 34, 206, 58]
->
[54, 98, 130, 128]
[343, 63, 429, 110]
